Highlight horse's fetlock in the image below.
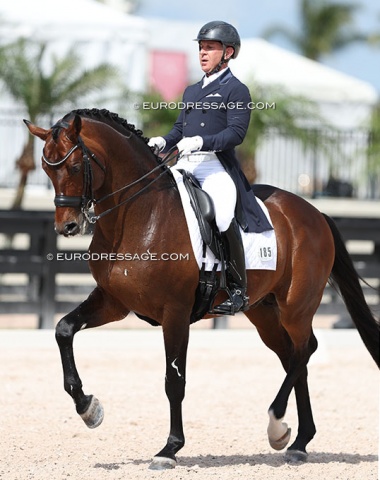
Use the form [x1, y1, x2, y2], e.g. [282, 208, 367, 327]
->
[64, 380, 82, 397]
[269, 405, 287, 421]
[168, 434, 185, 450]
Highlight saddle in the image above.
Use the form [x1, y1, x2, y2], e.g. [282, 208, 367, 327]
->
[177, 170, 227, 321]
[178, 170, 220, 258]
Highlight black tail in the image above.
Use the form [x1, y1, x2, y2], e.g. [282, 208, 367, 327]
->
[323, 214, 380, 368]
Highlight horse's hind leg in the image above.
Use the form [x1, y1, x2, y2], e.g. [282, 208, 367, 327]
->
[55, 286, 128, 428]
[285, 364, 316, 462]
[267, 332, 318, 462]
[245, 303, 317, 461]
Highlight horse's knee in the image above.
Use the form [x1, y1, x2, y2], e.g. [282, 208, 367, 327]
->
[55, 315, 80, 345]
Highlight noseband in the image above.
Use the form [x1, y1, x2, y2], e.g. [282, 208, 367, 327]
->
[42, 125, 178, 224]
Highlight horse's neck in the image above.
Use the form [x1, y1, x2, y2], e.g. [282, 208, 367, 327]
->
[89, 127, 174, 243]
[87, 122, 160, 198]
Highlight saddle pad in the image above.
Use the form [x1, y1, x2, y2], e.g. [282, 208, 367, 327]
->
[172, 169, 277, 271]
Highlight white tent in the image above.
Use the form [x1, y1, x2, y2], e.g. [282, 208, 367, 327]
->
[232, 38, 378, 129]
[0, 0, 149, 188]
[0, 0, 148, 96]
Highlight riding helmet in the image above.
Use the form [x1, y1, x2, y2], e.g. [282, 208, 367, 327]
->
[195, 21, 241, 58]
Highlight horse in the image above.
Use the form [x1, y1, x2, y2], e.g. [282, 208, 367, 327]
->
[24, 108, 380, 470]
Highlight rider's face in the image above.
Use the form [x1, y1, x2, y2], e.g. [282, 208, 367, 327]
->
[198, 41, 233, 74]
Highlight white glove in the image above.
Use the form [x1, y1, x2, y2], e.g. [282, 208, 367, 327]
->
[177, 136, 203, 156]
[148, 136, 166, 153]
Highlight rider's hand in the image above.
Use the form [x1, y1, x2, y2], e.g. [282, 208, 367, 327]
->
[148, 136, 166, 153]
[177, 136, 203, 156]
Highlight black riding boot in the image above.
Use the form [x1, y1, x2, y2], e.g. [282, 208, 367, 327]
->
[213, 219, 249, 315]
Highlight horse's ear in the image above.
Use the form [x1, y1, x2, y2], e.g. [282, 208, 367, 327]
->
[66, 114, 82, 142]
[23, 119, 49, 140]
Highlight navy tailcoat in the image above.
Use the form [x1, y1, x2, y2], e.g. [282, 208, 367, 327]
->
[163, 68, 273, 233]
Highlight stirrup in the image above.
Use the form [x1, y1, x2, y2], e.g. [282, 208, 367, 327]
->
[213, 289, 249, 315]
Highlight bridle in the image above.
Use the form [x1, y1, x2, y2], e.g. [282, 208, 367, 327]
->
[42, 127, 178, 224]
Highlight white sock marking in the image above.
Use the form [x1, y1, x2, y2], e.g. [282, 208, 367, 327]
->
[267, 409, 288, 439]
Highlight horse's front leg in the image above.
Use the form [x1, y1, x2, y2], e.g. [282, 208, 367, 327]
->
[150, 316, 190, 470]
[55, 286, 128, 428]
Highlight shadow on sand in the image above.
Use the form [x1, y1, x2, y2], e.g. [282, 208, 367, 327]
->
[95, 451, 377, 470]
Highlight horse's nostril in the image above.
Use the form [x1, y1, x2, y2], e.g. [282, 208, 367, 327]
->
[64, 222, 80, 236]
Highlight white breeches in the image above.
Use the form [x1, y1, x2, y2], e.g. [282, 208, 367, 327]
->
[172, 152, 236, 232]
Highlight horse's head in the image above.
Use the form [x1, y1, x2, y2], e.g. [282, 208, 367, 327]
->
[25, 114, 105, 236]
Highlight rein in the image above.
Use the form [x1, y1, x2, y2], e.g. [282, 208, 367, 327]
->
[43, 133, 178, 224]
[91, 146, 178, 223]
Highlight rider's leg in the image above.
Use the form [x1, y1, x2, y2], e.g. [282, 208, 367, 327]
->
[201, 169, 236, 232]
[201, 170, 249, 315]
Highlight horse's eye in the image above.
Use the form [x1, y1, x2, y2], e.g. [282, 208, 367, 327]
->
[71, 164, 81, 174]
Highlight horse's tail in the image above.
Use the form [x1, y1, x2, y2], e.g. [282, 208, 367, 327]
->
[323, 214, 380, 368]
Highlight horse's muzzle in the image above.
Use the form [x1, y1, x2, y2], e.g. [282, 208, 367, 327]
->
[55, 221, 81, 237]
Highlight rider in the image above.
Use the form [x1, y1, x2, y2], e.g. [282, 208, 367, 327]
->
[148, 21, 272, 315]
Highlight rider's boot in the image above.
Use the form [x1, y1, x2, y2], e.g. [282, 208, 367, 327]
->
[213, 219, 249, 315]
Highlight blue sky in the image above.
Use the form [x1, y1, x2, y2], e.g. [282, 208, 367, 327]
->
[136, 0, 380, 93]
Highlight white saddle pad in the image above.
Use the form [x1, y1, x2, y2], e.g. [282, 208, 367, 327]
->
[172, 169, 277, 271]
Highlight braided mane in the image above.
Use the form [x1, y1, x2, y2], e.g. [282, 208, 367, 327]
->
[63, 108, 150, 144]
[57, 108, 175, 180]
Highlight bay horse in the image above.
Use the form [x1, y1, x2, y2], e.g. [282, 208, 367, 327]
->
[25, 109, 379, 470]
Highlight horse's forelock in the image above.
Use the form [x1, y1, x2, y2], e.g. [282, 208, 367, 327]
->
[51, 119, 71, 142]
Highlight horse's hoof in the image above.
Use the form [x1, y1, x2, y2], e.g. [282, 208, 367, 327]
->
[268, 427, 292, 450]
[80, 396, 104, 429]
[285, 449, 308, 463]
[149, 456, 176, 470]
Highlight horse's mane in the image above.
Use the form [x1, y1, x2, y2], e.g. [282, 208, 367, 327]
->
[55, 108, 174, 174]
[62, 108, 150, 144]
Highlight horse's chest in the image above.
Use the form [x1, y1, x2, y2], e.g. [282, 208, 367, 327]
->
[90, 259, 124, 288]
[89, 257, 147, 300]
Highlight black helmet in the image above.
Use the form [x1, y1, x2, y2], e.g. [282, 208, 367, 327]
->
[195, 21, 241, 59]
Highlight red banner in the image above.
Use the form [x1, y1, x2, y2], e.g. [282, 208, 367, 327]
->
[149, 50, 188, 101]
